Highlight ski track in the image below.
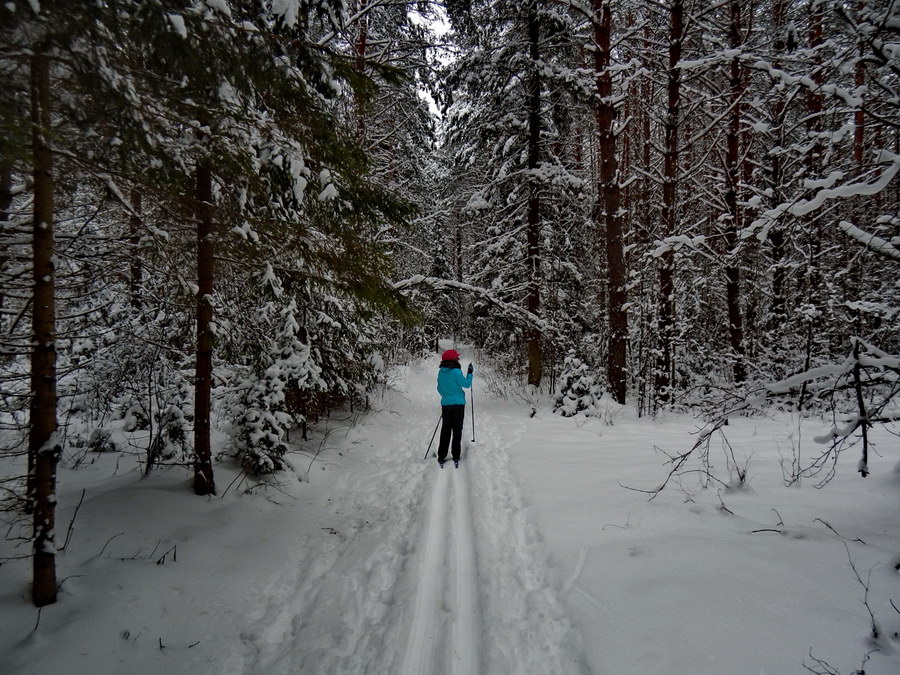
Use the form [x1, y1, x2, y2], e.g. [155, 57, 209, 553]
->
[234, 365, 587, 674]
[469, 412, 588, 675]
[400, 466, 451, 675]
[451, 456, 480, 675]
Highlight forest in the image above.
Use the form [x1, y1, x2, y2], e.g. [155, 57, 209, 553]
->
[1, 0, 898, 620]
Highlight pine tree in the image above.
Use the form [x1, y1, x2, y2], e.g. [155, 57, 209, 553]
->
[443, 0, 587, 385]
[554, 352, 600, 417]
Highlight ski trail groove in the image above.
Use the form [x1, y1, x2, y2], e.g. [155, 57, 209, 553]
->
[400, 466, 451, 675]
[234, 362, 585, 674]
[451, 464, 480, 675]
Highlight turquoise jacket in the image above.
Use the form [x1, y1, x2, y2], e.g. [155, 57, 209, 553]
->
[437, 365, 473, 406]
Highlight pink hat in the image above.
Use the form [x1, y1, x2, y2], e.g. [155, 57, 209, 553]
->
[441, 349, 460, 361]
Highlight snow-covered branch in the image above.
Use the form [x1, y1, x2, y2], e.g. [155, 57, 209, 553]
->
[836, 221, 900, 262]
[392, 275, 558, 334]
[743, 151, 900, 242]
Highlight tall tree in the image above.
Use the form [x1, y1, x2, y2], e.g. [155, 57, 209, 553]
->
[443, 0, 585, 384]
[525, 1, 544, 386]
[193, 153, 216, 495]
[655, 0, 685, 401]
[29, 45, 59, 607]
[722, 0, 747, 383]
[593, 0, 627, 403]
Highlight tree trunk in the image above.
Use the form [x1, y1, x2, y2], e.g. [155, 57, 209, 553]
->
[594, 0, 627, 403]
[525, 2, 543, 387]
[1, 150, 11, 336]
[193, 157, 216, 496]
[769, 0, 787, 325]
[30, 48, 60, 607]
[798, 0, 824, 361]
[656, 0, 683, 401]
[355, 0, 368, 139]
[129, 189, 142, 309]
[805, 1, 825, 173]
[640, 22, 652, 245]
[724, 0, 746, 384]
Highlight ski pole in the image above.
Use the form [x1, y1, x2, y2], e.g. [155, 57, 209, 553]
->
[470, 382, 476, 443]
[423, 415, 441, 460]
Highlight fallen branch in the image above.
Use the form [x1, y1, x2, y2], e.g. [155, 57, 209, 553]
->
[156, 545, 177, 565]
[813, 518, 867, 545]
[95, 532, 125, 559]
[60, 489, 86, 552]
[843, 542, 878, 640]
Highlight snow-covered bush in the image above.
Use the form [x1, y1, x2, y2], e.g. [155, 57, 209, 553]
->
[121, 403, 150, 432]
[225, 299, 327, 474]
[87, 428, 117, 453]
[554, 353, 603, 418]
[224, 374, 291, 475]
[146, 402, 190, 470]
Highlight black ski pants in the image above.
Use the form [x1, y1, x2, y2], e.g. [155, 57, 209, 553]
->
[437, 404, 465, 462]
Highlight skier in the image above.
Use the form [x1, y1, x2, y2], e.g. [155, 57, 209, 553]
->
[436, 349, 474, 468]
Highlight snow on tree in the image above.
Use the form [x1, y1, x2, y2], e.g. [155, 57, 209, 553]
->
[442, 0, 589, 386]
[553, 352, 602, 418]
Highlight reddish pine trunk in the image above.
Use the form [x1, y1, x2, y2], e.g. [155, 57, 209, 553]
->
[799, 1, 825, 327]
[724, 0, 746, 384]
[656, 0, 683, 401]
[193, 158, 216, 496]
[526, 3, 543, 387]
[30, 48, 60, 607]
[594, 0, 627, 404]
[806, 4, 824, 169]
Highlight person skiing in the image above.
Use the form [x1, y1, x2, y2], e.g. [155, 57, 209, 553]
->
[436, 349, 473, 468]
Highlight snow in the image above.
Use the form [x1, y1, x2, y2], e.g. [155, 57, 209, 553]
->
[271, 0, 299, 28]
[205, 0, 231, 17]
[166, 14, 187, 39]
[838, 221, 900, 261]
[2, 357, 899, 674]
[465, 192, 490, 212]
[317, 183, 338, 202]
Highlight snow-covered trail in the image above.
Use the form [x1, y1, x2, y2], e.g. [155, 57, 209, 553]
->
[231, 358, 586, 674]
[399, 461, 480, 675]
[399, 465, 453, 675]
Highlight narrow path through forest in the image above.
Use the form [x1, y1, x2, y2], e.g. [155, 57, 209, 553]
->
[232, 359, 587, 674]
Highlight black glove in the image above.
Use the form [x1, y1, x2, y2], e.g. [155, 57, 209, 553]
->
[467, 363, 474, 374]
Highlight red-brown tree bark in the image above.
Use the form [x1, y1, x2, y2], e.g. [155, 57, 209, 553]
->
[525, 2, 543, 386]
[30, 47, 60, 607]
[526, 2, 543, 387]
[594, 0, 627, 403]
[723, 0, 747, 384]
[656, 0, 684, 401]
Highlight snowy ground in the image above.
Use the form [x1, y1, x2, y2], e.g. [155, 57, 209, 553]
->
[1, 355, 899, 674]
